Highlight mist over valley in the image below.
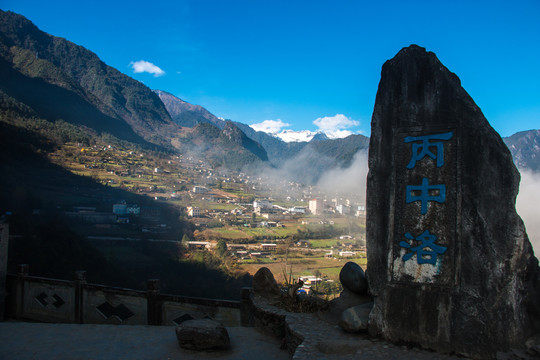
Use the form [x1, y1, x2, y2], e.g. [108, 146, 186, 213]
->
[0, 9, 539, 303]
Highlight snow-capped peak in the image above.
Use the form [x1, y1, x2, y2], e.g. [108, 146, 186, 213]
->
[276, 130, 320, 142]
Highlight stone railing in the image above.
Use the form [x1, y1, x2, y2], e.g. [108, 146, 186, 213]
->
[5, 264, 251, 327]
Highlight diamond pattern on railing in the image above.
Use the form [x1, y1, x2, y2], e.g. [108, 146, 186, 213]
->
[34, 292, 65, 308]
[96, 301, 134, 321]
[52, 294, 65, 308]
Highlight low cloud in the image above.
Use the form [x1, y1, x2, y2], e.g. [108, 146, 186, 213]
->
[129, 60, 165, 77]
[313, 114, 359, 138]
[316, 151, 368, 201]
[516, 169, 540, 256]
[250, 119, 290, 133]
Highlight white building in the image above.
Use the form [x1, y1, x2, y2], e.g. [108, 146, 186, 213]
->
[253, 199, 272, 209]
[309, 198, 323, 215]
[288, 206, 307, 214]
[336, 204, 351, 215]
[261, 243, 277, 251]
[355, 205, 366, 217]
[186, 206, 201, 217]
[192, 186, 209, 194]
[298, 276, 323, 285]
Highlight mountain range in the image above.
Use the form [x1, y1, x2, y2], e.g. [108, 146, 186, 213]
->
[503, 130, 540, 172]
[0, 9, 538, 178]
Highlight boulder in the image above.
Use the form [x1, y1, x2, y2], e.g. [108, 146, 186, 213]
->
[339, 261, 368, 295]
[339, 302, 373, 333]
[328, 288, 371, 317]
[252, 267, 281, 298]
[366, 44, 540, 358]
[175, 319, 230, 350]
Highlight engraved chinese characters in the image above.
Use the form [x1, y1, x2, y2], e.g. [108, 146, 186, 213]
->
[391, 129, 457, 284]
[366, 45, 539, 356]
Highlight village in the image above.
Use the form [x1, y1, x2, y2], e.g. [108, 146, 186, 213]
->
[48, 142, 367, 295]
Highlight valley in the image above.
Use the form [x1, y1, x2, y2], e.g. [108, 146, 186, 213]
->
[45, 139, 367, 298]
[0, 9, 537, 302]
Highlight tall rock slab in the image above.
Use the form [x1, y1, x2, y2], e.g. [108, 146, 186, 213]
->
[366, 45, 540, 358]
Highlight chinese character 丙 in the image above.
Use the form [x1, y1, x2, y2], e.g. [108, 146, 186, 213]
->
[399, 230, 447, 265]
[406, 177, 446, 215]
[405, 132, 453, 169]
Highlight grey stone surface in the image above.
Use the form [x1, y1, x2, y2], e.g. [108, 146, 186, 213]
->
[252, 267, 281, 298]
[325, 288, 371, 324]
[339, 261, 368, 294]
[316, 338, 372, 354]
[252, 295, 467, 360]
[366, 44, 540, 358]
[339, 302, 373, 332]
[175, 318, 230, 350]
[0, 321, 289, 360]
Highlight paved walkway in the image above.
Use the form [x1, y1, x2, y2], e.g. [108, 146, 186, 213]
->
[0, 322, 289, 360]
[286, 312, 466, 360]
[0, 320, 535, 359]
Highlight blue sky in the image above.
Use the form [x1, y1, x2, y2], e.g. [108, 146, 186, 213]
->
[2, 0, 539, 137]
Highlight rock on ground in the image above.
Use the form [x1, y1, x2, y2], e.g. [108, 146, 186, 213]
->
[175, 318, 230, 350]
[339, 302, 373, 333]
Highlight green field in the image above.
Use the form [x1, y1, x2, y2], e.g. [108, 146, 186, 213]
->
[309, 239, 340, 248]
[240, 255, 366, 283]
[204, 226, 302, 240]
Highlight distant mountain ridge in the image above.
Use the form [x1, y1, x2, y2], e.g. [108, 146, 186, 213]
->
[2, 10, 537, 178]
[178, 121, 268, 170]
[154, 90, 226, 129]
[158, 89, 540, 175]
[503, 129, 540, 172]
[0, 10, 175, 147]
[156, 90, 371, 168]
[0, 10, 270, 171]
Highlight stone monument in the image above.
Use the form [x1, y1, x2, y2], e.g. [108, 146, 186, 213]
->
[366, 45, 540, 358]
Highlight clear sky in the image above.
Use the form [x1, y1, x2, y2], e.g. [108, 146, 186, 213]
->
[1, 0, 539, 137]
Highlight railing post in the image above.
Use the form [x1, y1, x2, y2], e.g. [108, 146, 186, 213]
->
[14, 264, 29, 320]
[74, 271, 87, 324]
[240, 287, 253, 326]
[147, 279, 161, 325]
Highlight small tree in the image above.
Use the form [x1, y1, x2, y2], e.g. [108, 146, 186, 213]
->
[181, 234, 191, 244]
[180, 234, 191, 253]
[215, 239, 227, 258]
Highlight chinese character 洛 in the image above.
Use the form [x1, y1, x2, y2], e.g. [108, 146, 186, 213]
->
[399, 230, 447, 265]
[404, 132, 453, 169]
[406, 177, 446, 214]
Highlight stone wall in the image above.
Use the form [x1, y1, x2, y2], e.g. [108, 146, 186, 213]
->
[5, 265, 244, 327]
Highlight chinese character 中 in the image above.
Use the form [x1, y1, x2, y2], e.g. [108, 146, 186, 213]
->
[404, 132, 453, 169]
[399, 230, 447, 265]
[406, 177, 446, 215]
